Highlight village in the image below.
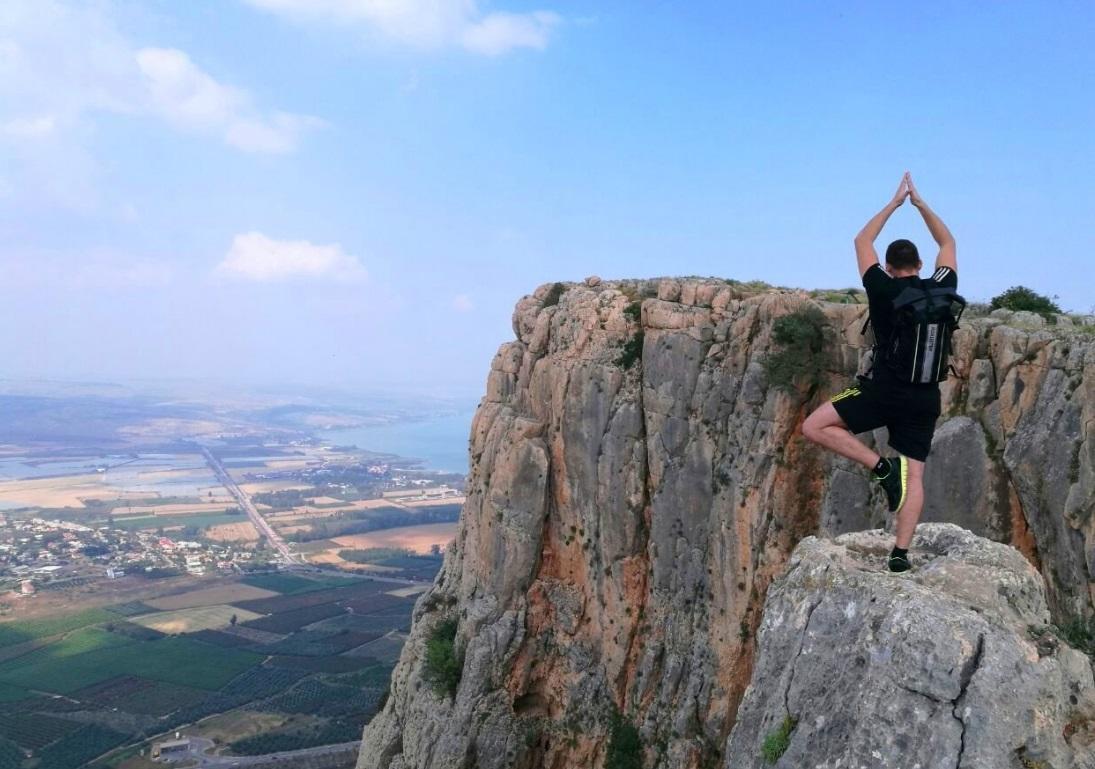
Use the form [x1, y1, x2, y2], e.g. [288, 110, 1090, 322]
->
[0, 515, 278, 600]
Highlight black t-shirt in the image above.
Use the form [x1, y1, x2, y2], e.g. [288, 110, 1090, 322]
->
[862, 263, 958, 383]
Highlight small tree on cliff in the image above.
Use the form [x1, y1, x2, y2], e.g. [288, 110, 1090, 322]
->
[423, 616, 463, 699]
[762, 305, 828, 395]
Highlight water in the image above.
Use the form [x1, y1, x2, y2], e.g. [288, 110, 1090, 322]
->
[319, 409, 476, 474]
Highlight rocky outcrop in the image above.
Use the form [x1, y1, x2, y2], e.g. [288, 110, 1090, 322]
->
[357, 278, 1095, 769]
[726, 523, 1095, 768]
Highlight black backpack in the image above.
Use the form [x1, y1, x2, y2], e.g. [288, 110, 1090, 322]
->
[862, 279, 967, 384]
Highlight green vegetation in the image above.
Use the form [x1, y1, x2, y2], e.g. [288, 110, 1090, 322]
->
[0, 737, 22, 769]
[811, 288, 865, 304]
[761, 714, 797, 764]
[1054, 615, 1095, 656]
[423, 617, 463, 699]
[990, 286, 1061, 320]
[542, 282, 567, 308]
[1015, 746, 1050, 769]
[604, 706, 643, 769]
[285, 503, 460, 543]
[228, 718, 364, 755]
[762, 306, 828, 394]
[108, 511, 244, 531]
[0, 635, 262, 693]
[0, 682, 27, 703]
[616, 330, 645, 370]
[624, 300, 642, 321]
[0, 606, 117, 648]
[35, 724, 128, 769]
[339, 548, 442, 575]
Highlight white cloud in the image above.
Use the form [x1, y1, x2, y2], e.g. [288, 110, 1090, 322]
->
[1, 115, 57, 138]
[0, 0, 322, 210]
[452, 293, 474, 312]
[136, 48, 323, 153]
[242, 0, 560, 55]
[462, 11, 558, 56]
[216, 232, 367, 282]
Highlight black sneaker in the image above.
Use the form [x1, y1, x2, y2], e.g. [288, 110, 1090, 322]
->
[872, 456, 908, 513]
[887, 553, 911, 572]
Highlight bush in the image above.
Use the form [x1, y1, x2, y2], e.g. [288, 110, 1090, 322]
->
[542, 282, 567, 308]
[1055, 615, 1095, 657]
[423, 617, 463, 699]
[762, 306, 828, 394]
[616, 330, 644, 370]
[990, 286, 1061, 319]
[604, 707, 642, 769]
[761, 714, 797, 764]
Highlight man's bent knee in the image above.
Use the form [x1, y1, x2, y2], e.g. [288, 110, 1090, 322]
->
[802, 403, 846, 444]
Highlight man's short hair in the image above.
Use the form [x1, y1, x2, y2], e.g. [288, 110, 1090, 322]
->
[885, 239, 920, 270]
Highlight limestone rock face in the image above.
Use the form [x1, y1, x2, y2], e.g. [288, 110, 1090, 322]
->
[725, 523, 1095, 769]
[358, 278, 1095, 769]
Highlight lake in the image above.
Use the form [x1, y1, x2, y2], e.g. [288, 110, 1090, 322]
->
[319, 408, 476, 474]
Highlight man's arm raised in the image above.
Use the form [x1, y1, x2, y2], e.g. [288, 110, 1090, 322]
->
[855, 175, 909, 278]
[906, 173, 957, 274]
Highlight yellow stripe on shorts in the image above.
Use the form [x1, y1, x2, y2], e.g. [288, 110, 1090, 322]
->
[830, 386, 861, 403]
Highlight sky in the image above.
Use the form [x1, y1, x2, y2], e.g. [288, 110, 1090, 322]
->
[2, 1, 1093, 401]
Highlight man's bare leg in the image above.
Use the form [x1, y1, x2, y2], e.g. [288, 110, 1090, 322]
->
[801, 402, 880, 469]
[893, 458, 924, 548]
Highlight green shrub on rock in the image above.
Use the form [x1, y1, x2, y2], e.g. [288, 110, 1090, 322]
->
[423, 617, 463, 698]
[605, 706, 643, 769]
[761, 714, 797, 764]
[990, 286, 1061, 319]
[762, 306, 828, 394]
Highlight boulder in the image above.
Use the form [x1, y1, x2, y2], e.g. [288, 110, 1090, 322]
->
[725, 523, 1095, 768]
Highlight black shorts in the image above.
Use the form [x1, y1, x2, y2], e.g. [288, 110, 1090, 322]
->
[829, 376, 942, 462]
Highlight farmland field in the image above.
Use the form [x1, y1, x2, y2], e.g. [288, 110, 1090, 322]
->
[242, 603, 347, 634]
[131, 604, 263, 634]
[0, 607, 118, 648]
[0, 634, 262, 693]
[75, 676, 209, 717]
[145, 583, 278, 611]
[241, 573, 360, 595]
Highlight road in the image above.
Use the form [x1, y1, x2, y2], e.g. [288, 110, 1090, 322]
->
[201, 447, 298, 565]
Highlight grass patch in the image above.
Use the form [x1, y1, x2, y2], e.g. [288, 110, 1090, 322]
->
[762, 306, 827, 394]
[761, 714, 797, 764]
[423, 617, 463, 699]
[1054, 616, 1095, 656]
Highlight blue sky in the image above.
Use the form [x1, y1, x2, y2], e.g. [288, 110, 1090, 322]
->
[2, 1, 1092, 399]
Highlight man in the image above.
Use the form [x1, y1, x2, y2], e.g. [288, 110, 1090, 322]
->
[802, 172, 957, 573]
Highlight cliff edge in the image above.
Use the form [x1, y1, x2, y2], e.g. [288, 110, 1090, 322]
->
[726, 523, 1095, 768]
[357, 277, 1095, 769]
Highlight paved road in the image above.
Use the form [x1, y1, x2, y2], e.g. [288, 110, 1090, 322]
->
[201, 447, 298, 564]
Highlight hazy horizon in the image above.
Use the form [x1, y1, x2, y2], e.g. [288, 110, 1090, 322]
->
[4, 1, 1092, 396]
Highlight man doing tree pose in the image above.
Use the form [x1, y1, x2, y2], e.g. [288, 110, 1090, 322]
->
[802, 172, 960, 573]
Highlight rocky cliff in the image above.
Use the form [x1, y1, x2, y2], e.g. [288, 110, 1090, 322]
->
[357, 277, 1095, 769]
